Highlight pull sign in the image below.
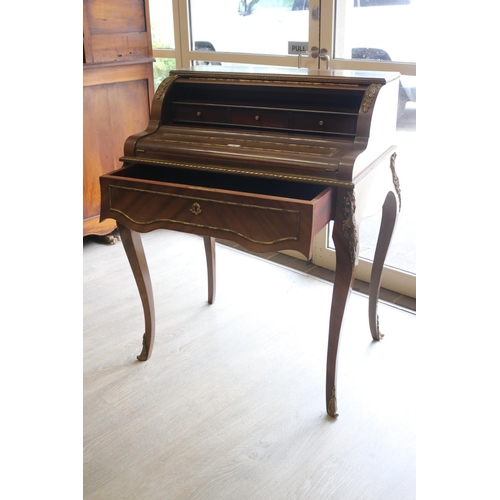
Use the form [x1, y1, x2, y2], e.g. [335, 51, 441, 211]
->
[288, 42, 308, 55]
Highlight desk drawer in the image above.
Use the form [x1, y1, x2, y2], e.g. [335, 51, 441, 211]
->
[100, 164, 334, 258]
[231, 108, 289, 129]
[292, 111, 358, 134]
[173, 103, 230, 124]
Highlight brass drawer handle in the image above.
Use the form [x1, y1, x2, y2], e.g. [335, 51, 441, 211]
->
[319, 120, 324, 126]
[255, 115, 260, 121]
[190, 202, 202, 216]
[196, 111, 202, 117]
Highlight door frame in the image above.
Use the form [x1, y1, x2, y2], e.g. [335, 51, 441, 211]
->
[154, 0, 322, 69]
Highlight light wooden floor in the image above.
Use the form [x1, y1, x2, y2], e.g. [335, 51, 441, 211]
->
[84, 229, 416, 500]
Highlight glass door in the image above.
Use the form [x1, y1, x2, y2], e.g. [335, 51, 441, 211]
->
[149, 0, 326, 77]
[188, 0, 315, 66]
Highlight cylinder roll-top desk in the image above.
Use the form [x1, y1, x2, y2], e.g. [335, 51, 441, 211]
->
[99, 66, 402, 418]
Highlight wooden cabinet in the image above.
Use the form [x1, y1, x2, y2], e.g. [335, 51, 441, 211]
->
[83, 0, 155, 236]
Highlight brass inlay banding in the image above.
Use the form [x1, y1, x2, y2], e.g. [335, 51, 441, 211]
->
[171, 71, 372, 88]
[108, 184, 301, 245]
[119, 156, 353, 187]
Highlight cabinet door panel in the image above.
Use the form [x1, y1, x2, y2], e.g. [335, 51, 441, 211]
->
[84, 0, 151, 63]
[83, 75, 151, 235]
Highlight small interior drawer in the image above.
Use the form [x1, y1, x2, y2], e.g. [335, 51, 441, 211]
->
[231, 108, 289, 128]
[100, 164, 334, 258]
[292, 111, 358, 134]
[173, 103, 230, 124]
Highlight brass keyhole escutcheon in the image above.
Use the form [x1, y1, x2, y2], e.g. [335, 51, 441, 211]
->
[319, 120, 324, 126]
[190, 202, 202, 216]
[255, 115, 260, 121]
[196, 111, 202, 117]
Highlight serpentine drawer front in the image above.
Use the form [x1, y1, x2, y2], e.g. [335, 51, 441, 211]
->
[100, 163, 335, 258]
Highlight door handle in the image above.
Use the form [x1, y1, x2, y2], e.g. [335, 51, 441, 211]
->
[298, 47, 330, 69]
[319, 48, 331, 70]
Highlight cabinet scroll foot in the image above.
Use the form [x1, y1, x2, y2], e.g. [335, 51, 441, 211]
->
[90, 232, 120, 245]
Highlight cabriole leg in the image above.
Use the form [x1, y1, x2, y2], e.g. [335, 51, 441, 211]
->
[203, 236, 216, 304]
[326, 190, 358, 418]
[327, 258, 356, 418]
[117, 223, 155, 361]
[368, 191, 399, 341]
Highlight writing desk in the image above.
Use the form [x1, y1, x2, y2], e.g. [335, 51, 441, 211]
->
[100, 67, 402, 417]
